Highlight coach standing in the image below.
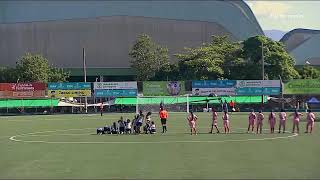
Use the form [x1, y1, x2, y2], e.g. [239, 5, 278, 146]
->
[159, 107, 168, 133]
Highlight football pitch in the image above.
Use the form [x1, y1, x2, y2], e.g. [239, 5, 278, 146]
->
[0, 112, 319, 179]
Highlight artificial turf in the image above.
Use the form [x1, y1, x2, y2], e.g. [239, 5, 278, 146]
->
[0, 112, 319, 179]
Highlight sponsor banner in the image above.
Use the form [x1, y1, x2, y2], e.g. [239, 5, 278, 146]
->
[192, 80, 236, 88]
[236, 87, 281, 95]
[0, 91, 13, 99]
[94, 89, 137, 97]
[93, 82, 137, 90]
[192, 88, 236, 96]
[48, 90, 91, 98]
[284, 79, 320, 94]
[12, 91, 46, 98]
[0, 90, 46, 98]
[48, 82, 91, 90]
[143, 81, 185, 96]
[0, 83, 46, 91]
[236, 80, 280, 88]
[0, 91, 6, 97]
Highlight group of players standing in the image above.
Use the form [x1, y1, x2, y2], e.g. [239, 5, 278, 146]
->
[187, 110, 230, 135]
[98, 103, 316, 135]
[246, 109, 316, 134]
[186, 108, 316, 135]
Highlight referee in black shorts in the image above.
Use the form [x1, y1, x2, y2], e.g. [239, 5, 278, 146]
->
[159, 107, 168, 133]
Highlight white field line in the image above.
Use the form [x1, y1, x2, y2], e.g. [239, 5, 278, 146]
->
[9, 128, 298, 144]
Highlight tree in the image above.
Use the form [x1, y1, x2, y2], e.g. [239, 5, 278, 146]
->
[0, 67, 18, 83]
[16, 53, 50, 82]
[129, 34, 169, 81]
[243, 36, 300, 80]
[48, 67, 70, 82]
[298, 65, 320, 79]
[176, 47, 224, 80]
[174, 36, 243, 80]
[151, 63, 181, 81]
[15, 52, 69, 83]
[219, 38, 246, 80]
[138, 35, 303, 81]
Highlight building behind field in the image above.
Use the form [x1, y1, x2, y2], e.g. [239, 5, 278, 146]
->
[0, 0, 263, 81]
[280, 29, 320, 67]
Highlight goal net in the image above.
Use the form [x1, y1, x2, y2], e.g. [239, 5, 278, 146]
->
[114, 95, 273, 114]
[114, 95, 223, 114]
[136, 95, 190, 113]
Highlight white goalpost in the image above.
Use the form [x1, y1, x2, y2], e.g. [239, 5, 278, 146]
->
[187, 94, 189, 114]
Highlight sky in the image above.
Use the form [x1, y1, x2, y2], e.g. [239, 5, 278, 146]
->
[245, 1, 320, 32]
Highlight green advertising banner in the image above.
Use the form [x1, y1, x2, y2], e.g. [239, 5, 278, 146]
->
[143, 81, 185, 96]
[284, 79, 320, 94]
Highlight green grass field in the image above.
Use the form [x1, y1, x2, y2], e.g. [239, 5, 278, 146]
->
[0, 112, 319, 179]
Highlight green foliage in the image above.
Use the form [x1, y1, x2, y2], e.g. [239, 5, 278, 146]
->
[176, 47, 223, 80]
[243, 36, 300, 80]
[160, 35, 302, 81]
[49, 67, 70, 82]
[131, 34, 308, 81]
[175, 36, 241, 80]
[1, 53, 69, 83]
[298, 65, 320, 79]
[151, 63, 181, 81]
[129, 34, 169, 81]
[219, 38, 246, 80]
[0, 67, 18, 83]
[16, 53, 50, 82]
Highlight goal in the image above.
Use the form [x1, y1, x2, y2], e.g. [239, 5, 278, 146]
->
[135, 95, 222, 114]
[135, 95, 190, 114]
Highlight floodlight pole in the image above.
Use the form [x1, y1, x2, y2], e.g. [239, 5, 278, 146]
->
[261, 41, 264, 110]
[94, 78, 98, 113]
[83, 47, 88, 114]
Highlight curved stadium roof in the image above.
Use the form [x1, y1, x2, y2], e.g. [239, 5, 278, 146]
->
[0, 0, 264, 71]
[280, 29, 320, 66]
[0, 0, 263, 40]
